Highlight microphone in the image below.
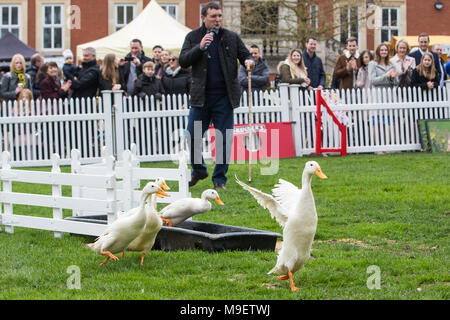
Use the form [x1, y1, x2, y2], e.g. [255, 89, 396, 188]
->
[205, 28, 217, 50]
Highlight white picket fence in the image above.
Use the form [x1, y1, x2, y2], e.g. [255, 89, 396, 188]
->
[0, 150, 114, 237]
[289, 84, 450, 155]
[0, 82, 449, 167]
[0, 146, 191, 237]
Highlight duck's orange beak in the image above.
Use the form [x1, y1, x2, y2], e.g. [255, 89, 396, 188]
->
[314, 167, 328, 179]
[161, 181, 171, 191]
[156, 188, 170, 198]
[215, 196, 224, 206]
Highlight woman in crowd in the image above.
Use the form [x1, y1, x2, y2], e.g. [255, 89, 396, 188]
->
[99, 53, 123, 92]
[411, 52, 440, 90]
[390, 39, 416, 87]
[277, 49, 310, 89]
[39, 62, 71, 101]
[161, 53, 191, 95]
[368, 43, 399, 89]
[0, 54, 32, 101]
[156, 50, 171, 79]
[356, 50, 374, 89]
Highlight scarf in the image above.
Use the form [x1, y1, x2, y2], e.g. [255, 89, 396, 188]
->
[165, 66, 181, 77]
[14, 70, 26, 88]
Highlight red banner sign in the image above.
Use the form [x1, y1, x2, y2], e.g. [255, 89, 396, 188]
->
[210, 122, 295, 161]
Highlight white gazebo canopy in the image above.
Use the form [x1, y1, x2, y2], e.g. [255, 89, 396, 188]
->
[76, 0, 191, 61]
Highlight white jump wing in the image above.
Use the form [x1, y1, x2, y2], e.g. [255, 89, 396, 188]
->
[235, 176, 289, 228]
[272, 178, 301, 212]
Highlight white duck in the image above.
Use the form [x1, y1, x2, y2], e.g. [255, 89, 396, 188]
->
[86, 182, 169, 265]
[235, 161, 327, 291]
[122, 177, 171, 265]
[159, 189, 224, 227]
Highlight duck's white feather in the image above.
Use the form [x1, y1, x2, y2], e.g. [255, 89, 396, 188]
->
[235, 176, 289, 228]
[272, 178, 302, 212]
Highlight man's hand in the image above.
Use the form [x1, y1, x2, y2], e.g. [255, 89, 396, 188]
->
[244, 59, 255, 70]
[133, 56, 141, 67]
[119, 59, 127, 67]
[200, 33, 214, 50]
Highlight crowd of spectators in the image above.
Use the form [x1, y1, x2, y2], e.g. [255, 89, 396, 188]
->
[0, 32, 449, 107]
[0, 39, 194, 105]
[276, 32, 448, 93]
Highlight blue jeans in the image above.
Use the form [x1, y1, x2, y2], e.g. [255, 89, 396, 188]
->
[187, 94, 234, 185]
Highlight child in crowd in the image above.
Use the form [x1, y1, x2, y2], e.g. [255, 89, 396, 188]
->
[133, 61, 165, 100]
[62, 49, 80, 81]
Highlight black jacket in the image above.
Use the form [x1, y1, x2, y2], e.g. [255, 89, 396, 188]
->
[98, 68, 126, 92]
[133, 73, 165, 100]
[179, 24, 251, 108]
[26, 64, 40, 99]
[238, 58, 269, 91]
[302, 50, 326, 88]
[71, 59, 100, 99]
[161, 67, 191, 95]
[411, 68, 440, 90]
[119, 51, 152, 86]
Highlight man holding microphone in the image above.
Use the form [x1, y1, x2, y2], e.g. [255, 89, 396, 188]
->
[179, 2, 254, 190]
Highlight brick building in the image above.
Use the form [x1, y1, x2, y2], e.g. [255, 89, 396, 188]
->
[0, 0, 213, 60]
[0, 0, 448, 69]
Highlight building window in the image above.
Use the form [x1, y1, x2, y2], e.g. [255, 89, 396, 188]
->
[310, 4, 318, 30]
[115, 4, 136, 31]
[42, 4, 64, 50]
[161, 4, 179, 21]
[381, 7, 399, 43]
[0, 5, 20, 39]
[340, 6, 359, 44]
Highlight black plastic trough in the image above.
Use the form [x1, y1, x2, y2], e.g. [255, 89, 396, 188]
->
[65, 215, 282, 252]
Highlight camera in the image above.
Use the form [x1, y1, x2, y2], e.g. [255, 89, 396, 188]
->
[124, 56, 134, 62]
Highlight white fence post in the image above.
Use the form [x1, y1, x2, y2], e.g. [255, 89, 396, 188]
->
[105, 153, 117, 224]
[178, 150, 191, 199]
[122, 150, 134, 212]
[278, 84, 291, 122]
[70, 149, 82, 217]
[102, 90, 115, 161]
[1, 151, 13, 234]
[113, 91, 125, 161]
[51, 154, 63, 238]
[446, 80, 450, 116]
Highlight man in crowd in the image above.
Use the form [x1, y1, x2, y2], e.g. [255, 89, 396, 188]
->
[432, 44, 448, 88]
[179, 1, 254, 190]
[120, 39, 152, 96]
[334, 37, 360, 90]
[27, 53, 44, 99]
[71, 47, 100, 99]
[152, 45, 163, 75]
[302, 37, 326, 90]
[409, 33, 441, 79]
[238, 44, 269, 94]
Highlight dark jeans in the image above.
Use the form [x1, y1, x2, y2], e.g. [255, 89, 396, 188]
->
[187, 94, 234, 185]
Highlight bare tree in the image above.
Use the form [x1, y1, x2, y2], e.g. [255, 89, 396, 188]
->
[240, 0, 371, 51]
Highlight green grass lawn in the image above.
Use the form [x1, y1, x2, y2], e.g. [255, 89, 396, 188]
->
[0, 152, 449, 300]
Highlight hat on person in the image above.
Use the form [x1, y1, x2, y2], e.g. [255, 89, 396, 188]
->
[63, 49, 74, 60]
